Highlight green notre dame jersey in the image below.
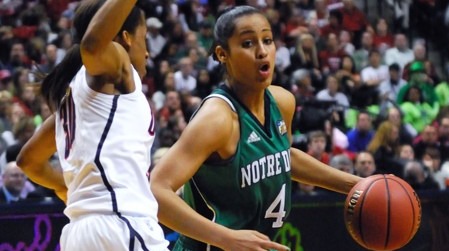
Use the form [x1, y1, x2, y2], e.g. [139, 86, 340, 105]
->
[174, 86, 291, 251]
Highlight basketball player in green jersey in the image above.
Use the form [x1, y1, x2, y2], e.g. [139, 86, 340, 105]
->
[150, 5, 362, 251]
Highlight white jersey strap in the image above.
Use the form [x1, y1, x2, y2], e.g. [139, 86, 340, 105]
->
[206, 93, 236, 112]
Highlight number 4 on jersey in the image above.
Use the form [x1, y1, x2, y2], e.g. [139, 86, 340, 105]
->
[265, 184, 286, 228]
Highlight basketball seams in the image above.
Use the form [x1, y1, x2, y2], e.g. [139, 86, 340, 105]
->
[382, 175, 391, 250]
[357, 177, 384, 248]
[387, 177, 419, 243]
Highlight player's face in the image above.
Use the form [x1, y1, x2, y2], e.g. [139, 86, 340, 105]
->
[223, 14, 276, 90]
[128, 14, 149, 79]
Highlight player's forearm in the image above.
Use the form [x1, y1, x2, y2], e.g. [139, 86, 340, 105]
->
[290, 147, 361, 194]
[20, 161, 66, 193]
[151, 183, 231, 248]
[81, 0, 137, 53]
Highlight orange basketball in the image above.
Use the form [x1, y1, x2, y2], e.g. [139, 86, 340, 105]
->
[344, 174, 421, 250]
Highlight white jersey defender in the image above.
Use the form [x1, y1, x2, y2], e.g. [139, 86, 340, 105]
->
[56, 65, 168, 251]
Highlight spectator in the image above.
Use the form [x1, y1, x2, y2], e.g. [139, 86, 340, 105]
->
[384, 33, 414, 71]
[421, 146, 444, 189]
[339, 0, 372, 48]
[320, 9, 343, 39]
[437, 115, 449, 163]
[316, 74, 349, 108]
[37, 44, 59, 74]
[385, 107, 416, 145]
[146, 17, 167, 61]
[397, 61, 439, 107]
[361, 50, 389, 89]
[289, 33, 322, 90]
[367, 121, 403, 177]
[398, 144, 415, 162]
[330, 154, 354, 174]
[402, 43, 440, 84]
[318, 32, 347, 75]
[400, 86, 439, 133]
[307, 130, 330, 165]
[339, 30, 355, 56]
[352, 31, 374, 72]
[346, 111, 375, 152]
[378, 63, 407, 105]
[413, 124, 439, 160]
[0, 161, 26, 203]
[174, 57, 197, 92]
[336, 55, 361, 101]
[290, 69, 315, 102]
[403, 160, 439, 190]
[372, 18, 394, 55]
[354, 151, 376, 177]
[193, 68, 214, 99]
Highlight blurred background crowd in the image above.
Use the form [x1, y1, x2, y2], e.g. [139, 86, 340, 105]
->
[1, 0, 449, 204]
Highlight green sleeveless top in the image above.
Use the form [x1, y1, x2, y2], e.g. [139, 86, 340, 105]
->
[174, 86, 291, 251]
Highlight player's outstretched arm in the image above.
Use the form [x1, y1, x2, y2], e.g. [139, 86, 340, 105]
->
[150, 98, 289, 251]
[269, 85, 361, 194]
[290, 148, 361, 194]
[16, 115, 67, 203]
[80, 0, 135, 79]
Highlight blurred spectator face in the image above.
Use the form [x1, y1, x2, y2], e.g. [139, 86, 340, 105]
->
[301, 36, 314, 50]
[387, 108, 401, 126]
[57, 16, 71, 30]
[369, 51, 381, 67]
[421, 125, 438, 143]
[10, 102, 25, 125]
[342, 56, 354, 71]
[165, 91, 181, 111]
[61, 32, 73, 50]
[343, 0, 354, 9]
[46, 44, 58, 64]
[413, 44, 426, 61]
[326, 75, 339, 95]
[389, 68, 399, 81]
[327, 33, 338, 49]
[422, 152, 441, 172]
[198, 69, 210, 85]
[399, 144, 414, 160]
[407, 87, 421, 103]
[159, 60, 170, 75]
[308, 136, 326, 155]
[185, 32, 198, 49]
[389, 125, 399, 144]
[21, 84, 36, 103]
[376, 19, 388, 35]
[355, 152, 376, 177]
[188, 48, 199, 64]
[10, 43, 26, 65]
[2, 162, 26, 197]
[164, 72, 175, 91]
[361, 32, 373, 48]
[439, 117, 449, 139]
[394, 34, 408, 51]
[356, 113, 372, 132]
[404, 161, 425, 184]
[179, 58, 193, 77]
[339, 31, 351, 44]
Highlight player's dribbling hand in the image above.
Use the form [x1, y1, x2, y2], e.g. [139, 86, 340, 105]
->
[220, 229, 290, 251]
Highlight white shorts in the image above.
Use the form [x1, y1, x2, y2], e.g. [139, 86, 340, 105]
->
[60, 214, 169, 251]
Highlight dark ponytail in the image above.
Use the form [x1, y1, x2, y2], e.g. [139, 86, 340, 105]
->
[41, 44, 82, 111]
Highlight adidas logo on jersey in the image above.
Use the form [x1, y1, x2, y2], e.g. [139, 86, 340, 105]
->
[247, 131, 261, 143]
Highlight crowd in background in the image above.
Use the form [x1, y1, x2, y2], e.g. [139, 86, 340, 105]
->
[0, 0, 449, 204]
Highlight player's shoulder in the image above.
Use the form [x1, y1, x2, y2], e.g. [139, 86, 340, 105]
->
[267, 85, 295, 112]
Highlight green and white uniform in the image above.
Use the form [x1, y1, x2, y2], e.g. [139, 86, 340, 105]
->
[174, 86, 292, 251]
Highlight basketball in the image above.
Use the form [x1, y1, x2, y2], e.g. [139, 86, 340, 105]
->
[344, 174, 421, 250]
